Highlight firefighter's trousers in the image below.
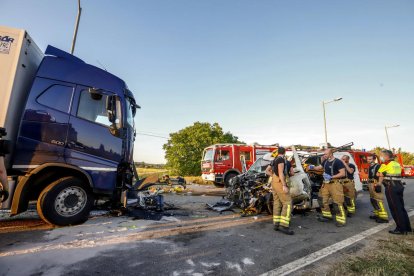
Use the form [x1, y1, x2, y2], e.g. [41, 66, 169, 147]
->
[368, 180, 388, 220]
[384, 180, 412, 233]
[318, 181, 346, 225]
[343, 180, 356, 214]
[272, 175, 292, 228]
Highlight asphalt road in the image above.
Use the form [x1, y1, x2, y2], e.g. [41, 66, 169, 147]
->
[0, 181, 413, 276]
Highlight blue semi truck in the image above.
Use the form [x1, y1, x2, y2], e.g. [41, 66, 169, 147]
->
[0, 26, 139, 226]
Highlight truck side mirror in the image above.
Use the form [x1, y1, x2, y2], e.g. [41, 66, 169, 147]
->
[88, 88, 103, 100]
[106, 96, 117, 124]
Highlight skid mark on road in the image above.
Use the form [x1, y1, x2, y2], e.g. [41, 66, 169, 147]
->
[261, 210, 414, 276]
[0, 215, 271, 257]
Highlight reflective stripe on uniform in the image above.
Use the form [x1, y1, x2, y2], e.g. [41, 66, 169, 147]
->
[335, 206, 346, 224]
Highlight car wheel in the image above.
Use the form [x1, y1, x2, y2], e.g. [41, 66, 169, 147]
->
[37, 177, 93, 226]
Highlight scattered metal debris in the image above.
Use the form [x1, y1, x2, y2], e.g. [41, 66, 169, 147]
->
[206, 198, 235, 214]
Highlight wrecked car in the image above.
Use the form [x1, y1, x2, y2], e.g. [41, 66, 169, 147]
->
[227, 146, 313, 215]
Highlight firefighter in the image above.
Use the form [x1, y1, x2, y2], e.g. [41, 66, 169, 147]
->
[341, 155, 356, 217]
[267, 147, 294, 235]
[377, 150, 412, 234]
[309, 149, 347, 227]
[367, 155, 389, 223]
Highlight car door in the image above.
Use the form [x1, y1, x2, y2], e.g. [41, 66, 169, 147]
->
[289, 146, 312, 200]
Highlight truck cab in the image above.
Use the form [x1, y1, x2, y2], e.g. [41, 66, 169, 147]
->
[1, 27, 138, 226]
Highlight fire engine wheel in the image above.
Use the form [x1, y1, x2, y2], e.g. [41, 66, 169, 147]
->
[37, 177, 93, 226]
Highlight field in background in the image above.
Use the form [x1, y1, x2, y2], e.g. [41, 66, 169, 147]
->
[136, 166, 207, 184]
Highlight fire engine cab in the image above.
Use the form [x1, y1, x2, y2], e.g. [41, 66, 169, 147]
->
[201, 144, 277, 186]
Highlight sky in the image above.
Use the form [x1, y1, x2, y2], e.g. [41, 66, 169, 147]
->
[1, 0, 413, 163]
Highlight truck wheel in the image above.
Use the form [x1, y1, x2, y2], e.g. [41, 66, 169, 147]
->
[37, 177, 93, 226]
[224, 172, 238, 187]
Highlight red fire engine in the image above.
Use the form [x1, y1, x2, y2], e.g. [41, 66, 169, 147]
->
[201, 144, 277, 186]
[347, 150, 374, 183]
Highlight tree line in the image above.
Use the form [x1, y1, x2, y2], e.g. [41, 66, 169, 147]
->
[163, 122, 414, 176]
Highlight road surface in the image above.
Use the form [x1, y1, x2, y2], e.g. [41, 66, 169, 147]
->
[0, 181, 413, 276]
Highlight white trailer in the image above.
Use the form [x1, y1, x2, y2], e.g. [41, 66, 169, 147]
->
[0, 26, 43, 169]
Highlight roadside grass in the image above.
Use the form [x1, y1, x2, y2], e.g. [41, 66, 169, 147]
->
[137, 167, 171, 179]
[329, 230, 414, 276]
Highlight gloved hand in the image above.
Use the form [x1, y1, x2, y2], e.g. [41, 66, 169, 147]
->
[308, 165, 315, 170]
[374, 185, 381, 193]
[323, 173, 332, 181]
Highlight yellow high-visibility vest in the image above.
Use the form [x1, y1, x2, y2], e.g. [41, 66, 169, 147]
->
[378, 161, 402, 176]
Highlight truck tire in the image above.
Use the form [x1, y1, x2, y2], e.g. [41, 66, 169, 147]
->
[224, 172, 238, 187]
[37, 177, 93, 226]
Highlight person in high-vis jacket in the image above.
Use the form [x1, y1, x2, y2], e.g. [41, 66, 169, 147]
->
[341, 155, 357, 217]
[267, 147, 294, 235]
[309, 149, 347, 227]
[367, 155, 389, 223]
[377, 150, 412, 235]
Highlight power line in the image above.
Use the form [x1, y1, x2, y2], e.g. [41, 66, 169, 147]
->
[136, 132, 169, 139]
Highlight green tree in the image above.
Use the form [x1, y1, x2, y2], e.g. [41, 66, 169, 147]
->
[370, 147, 414, 165]
[397, 148, 414, 165]
[163, 122, 242, 176]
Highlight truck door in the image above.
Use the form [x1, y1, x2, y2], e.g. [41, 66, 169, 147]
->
[214, 146, 233, 172]
[239, 146, 253, 169]
[66, 86, 123, 191]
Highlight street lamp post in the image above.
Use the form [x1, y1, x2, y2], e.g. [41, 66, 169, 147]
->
[322, 97, 343, 147]
[70, 0, 82, 55]
[385, 124, 400, 150]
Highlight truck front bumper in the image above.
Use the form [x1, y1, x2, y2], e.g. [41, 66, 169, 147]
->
[202, 173, 224, 183]
[202, 173, 216, 182]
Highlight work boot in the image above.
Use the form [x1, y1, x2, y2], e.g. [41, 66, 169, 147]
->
[369, 215, 377, 220]
[375, 218, 389, 224]
[335, 222, 345, 227]
[278, 226, 294, 235]
[347, 213, 353, 218]
[318, 216, 332, 222]
[389, 229, 405, 235]
[273, 225, 279, 232]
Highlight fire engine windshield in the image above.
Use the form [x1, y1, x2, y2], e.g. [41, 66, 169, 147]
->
[203, 149, 214, 161]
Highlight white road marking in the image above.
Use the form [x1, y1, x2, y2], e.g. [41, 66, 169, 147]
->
[261, 210, 414, 276]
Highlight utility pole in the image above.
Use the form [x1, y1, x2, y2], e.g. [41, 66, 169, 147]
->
[322, 97, 343, 147]
[70, 0, 82, 55]
[385, 124, 400, 150]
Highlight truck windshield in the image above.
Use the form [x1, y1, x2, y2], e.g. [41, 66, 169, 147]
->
[203, 149, 214, 161]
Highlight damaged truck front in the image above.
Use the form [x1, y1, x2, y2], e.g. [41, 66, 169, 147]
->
[0, 26, 138, 226]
